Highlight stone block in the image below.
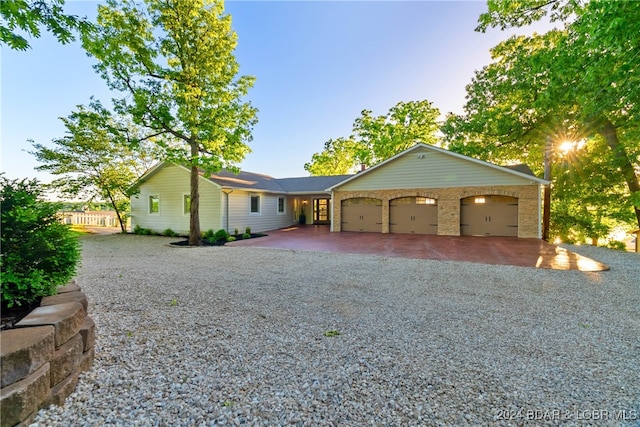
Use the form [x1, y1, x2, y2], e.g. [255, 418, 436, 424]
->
[13, 408, 39, 427]
[56, 281, 80, 294]
[1, 326, 55, 388]
[78, 347, 95, 373]
[49, 334, 83, 387]
[43, 372, 78, 408]
[0, 363, 50, 427]
[79, 316, 96, 352]
[41, 291, 88, 312]
[16, 302, 86, 347]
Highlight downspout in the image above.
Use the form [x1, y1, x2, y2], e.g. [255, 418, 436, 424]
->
[329, 192, 334, 232]
[222, 188, 233, 233]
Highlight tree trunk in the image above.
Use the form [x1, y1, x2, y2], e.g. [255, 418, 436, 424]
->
[598, 118, 640, 228]
[189, 163, 201, 246]
[105, 189, 127, 233]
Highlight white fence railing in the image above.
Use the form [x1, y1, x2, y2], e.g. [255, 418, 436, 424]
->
[59, 211, 120, 227]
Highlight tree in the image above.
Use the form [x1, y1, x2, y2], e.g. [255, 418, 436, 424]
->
[1, 0, 91, 50]
[30, 99, 158, 232]
[304, 138, 359, 176]
[443, 0, 640, 243]
[305, 100, 440, 175]
[82, 0, 257, 245]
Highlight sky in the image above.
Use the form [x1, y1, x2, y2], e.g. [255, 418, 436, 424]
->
[1, 1, 552, 184]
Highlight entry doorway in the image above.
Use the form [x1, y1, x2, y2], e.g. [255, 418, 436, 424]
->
[313, 198, 330, 224]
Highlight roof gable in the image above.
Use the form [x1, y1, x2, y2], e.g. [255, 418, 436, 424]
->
[132, 161, 352, 194]
[328, 144, 548, 191]
[207, 170, 286, 193]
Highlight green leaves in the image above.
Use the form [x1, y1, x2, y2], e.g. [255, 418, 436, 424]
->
[83, 0, 257, 245]
[446, 0, 640, 242]
[30, 99, 158, 232]
[0, 0, 92, 50]
[305, 100, 441, 175]
[1, 177, 80, 307]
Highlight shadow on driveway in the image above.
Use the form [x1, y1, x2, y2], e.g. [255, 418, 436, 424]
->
[228, 225, 609, 272]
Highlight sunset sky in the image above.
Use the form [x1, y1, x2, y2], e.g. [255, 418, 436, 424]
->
[1, 1, 553, 183]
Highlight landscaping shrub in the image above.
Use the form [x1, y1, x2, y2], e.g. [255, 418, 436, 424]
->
[245, 227, 251, 235]
[1, 177, 80, 308]
[226, 236, 236, 242]
[133, 224, 153, 235]
[607, 240, 627, 251]
[214, 229, 229, 241]
[234, 228, 239, 237]
[202, 229, 216, 243]
[242, 233, 251, 239]
[162, 228, 178, 237]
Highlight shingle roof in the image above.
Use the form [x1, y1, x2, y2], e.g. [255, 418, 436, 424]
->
[503, 164, 536, 177]
[205, 170, 353, 193]
[277, 175, 353, 193]
[205, 170, 286, 192]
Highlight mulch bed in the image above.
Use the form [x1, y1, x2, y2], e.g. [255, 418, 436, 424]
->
[1, 299, 41, 330]
[170, 233, 266, 247]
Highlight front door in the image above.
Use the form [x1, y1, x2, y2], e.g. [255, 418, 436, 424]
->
[313, 199, 330, 224]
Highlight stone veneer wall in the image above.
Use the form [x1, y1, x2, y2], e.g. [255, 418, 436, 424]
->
[0, 281, 95, 427]
[332, 184, 541, 238]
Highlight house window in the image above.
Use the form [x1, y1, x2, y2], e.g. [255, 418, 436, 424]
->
[416, 197, 436, 205]
[250, 194, 260, 213]
[277, 197, 285, 214]
[149, 195, 160, 214]
[183, 194, 191, 215]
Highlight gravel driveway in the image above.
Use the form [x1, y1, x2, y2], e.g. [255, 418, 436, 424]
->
[35, 234, 640, 426]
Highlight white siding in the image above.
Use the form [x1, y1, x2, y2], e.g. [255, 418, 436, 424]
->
[223, 191, 295, 234]
[338, 147, 537, 191]
[130, 165, 222, 235]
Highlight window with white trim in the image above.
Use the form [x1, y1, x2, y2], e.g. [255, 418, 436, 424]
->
[183, 194, 191, 215]
[149, 195, 160, 214]
[250, 194, 260, 213]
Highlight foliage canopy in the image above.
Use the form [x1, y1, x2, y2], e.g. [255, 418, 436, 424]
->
[443, 0, 640, 243]
[83, 0, 257, 244]
[0, 0, 91, 50]
[305, 100, 440, 175]
[30, 99, 158, 232]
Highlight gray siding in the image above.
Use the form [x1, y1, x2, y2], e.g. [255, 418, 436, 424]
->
[223, 190, 294, 234]
[131, 165, 222, 235]
[338, 146, 536, 191]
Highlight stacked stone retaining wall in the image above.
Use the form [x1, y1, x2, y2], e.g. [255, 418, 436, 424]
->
[0, 282, 95, 427]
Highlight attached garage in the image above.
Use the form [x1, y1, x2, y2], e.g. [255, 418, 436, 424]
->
[460, 195, 518, 237]
[328, 144, 549, 238]
[389, 197, 438, 234]
[341, 198, 382, 232]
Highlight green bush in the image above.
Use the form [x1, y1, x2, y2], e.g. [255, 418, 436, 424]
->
[226, 236, 236, 242]
[606, 240, 627, 251]
[162, 228, 178, 237]
[233, 228, 239, 237]
[245, 227, 251, 235]
[202, 229, 216, 243]
[1, 177, 80, 308]
[133, 224, 153, 235]
[214, 229, 229, 241]
[242, 233, 251, 239]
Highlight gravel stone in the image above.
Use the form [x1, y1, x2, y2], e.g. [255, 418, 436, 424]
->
[31, 235, 640, 426]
